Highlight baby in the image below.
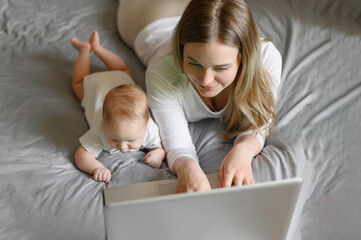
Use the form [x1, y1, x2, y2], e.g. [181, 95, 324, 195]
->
[71, 31, 165, 183]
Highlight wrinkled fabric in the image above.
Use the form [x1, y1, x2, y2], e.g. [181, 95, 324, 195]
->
[0, 0, 360, 239]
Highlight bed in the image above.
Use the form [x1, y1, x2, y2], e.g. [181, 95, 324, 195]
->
[1, 0, 360, 239]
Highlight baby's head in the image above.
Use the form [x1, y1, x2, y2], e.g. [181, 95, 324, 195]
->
[102, 84, 149, 153]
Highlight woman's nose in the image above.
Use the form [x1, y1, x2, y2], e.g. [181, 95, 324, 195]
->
[198, 68, 214, 85]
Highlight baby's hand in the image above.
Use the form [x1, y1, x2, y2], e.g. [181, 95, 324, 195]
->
[144, 148, 166, 169]
[93, 167, 111, 183]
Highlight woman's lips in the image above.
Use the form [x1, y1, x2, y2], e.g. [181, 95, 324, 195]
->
[200, 85, 215, 91]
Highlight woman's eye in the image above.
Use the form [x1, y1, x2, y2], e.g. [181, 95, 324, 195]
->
[215, 67, 228, 71]
[189, 62, 201, 67]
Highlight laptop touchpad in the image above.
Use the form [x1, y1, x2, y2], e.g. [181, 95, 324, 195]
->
[158, 183, 177, 196]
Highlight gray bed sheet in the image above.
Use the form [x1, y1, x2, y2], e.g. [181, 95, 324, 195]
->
[0, 0, 360, 239]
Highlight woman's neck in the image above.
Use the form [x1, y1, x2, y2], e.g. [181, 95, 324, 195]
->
[200, 87, 230, 112]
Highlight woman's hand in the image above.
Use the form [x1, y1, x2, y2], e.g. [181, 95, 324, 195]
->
[173, 157, 211, 193]
[220, 135, 262, 187]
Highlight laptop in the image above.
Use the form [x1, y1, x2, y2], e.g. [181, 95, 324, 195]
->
[104, 173, 302, 240]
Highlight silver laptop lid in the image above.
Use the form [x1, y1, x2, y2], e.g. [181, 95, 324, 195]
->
[104, 176, 302, 240]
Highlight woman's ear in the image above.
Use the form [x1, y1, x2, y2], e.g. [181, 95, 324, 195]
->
[238, 52, 242, 65]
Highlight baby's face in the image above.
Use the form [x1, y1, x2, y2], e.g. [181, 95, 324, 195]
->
[102, 117, 147, 153]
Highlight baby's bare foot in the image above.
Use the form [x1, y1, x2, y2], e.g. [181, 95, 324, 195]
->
[71, 37, 91, 52]
[89, 31, 103, 53]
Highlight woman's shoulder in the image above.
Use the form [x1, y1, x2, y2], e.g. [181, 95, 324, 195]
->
[146, 45, 187, 87]
[147, 43, 176, 71]
[260, 40, 282, 94]
[260, 40, 282, 64]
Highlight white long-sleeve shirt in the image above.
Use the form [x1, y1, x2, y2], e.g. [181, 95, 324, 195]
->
[145, 41, 281, 171]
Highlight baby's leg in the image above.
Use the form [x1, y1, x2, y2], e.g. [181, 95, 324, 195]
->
[117, 0, 191, 49]
[90, 31, 132, 77]
[71, 37, 91, 102]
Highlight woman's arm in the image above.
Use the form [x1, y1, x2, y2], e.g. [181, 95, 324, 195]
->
[146, 52, 211, 192]
[219, 41, 283, 187]
[74, 146, 111, 183]
[220, 135, 262, 187]
[146, 53, 199, 171]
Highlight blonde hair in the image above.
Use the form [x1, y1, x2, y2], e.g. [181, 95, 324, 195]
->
[172, 0, 276, 138]
[103, 84, 149, 124]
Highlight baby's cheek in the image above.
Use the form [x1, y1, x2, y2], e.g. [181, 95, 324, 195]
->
[131, 141, 143, 150]
[107, 141, 112, 147]
[108, 141, 116, 148]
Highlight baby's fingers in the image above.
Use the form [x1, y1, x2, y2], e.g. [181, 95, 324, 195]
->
[104, 171, 111, 183]
[99, 171, 107, 182]
[99, 170, 111, 183]
[93, 171, 101, 182]
[93, 168, 111, 183]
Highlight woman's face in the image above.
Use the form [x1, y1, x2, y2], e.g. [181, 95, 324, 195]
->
[183, 42, 241, 98]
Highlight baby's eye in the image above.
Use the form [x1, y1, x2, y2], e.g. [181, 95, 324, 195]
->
[127, 138, 140, 143]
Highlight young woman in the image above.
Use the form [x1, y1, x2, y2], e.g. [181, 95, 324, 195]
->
[117, 0, 282, 192]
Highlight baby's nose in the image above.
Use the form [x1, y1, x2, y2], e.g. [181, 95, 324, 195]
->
[119, 144, 128, 153]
